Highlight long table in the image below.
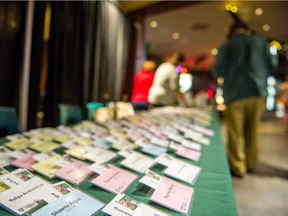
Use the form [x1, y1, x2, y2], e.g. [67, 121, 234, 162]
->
[0, 108, 238, 216]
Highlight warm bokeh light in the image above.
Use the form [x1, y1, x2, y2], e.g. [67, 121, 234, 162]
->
[181, 66, 188, 73]
[262, 24, 270, 31]
[216, 95, 224, 104]
[150, 21, 158, 28]
[172, 32, 180, 39]
[270, 41, 278, 47]
[231, 6, 238, 13]
[211, 48, 218, 56]
[225, 4, 238, 13]
[11, 21, 18, 28]
[271, 40, 282, 50]
[217, 77, 224, 84]
[255, 8, 263, 16]
[225, 4, 232, 11]
[217, 104, 226, 111]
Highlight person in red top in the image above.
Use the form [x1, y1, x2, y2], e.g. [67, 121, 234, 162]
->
[131, 60, 156, 112]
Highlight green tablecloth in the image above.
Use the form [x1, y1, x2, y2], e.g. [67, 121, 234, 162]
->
[0, 110, 238, 216]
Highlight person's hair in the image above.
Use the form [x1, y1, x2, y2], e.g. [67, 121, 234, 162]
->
[227, 22, 246, 39]
[142, 60, 156, 71]
[167, 52, 185, 65]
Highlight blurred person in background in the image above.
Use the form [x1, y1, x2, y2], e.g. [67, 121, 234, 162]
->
[213, 22, 278, 177]
[148, 52, 189, 107]
[278, 76, 288, 130]
[276, 50, 288, 130]
[131, 60, 156, 112]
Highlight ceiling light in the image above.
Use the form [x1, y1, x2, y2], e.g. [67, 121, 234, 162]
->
[172, 32, 180, 39]
[150, 21, 158, 28]
[231, 6, 238, 13]
[211, 48, 218, 56]
[262, 24, 270, 31]
[255, 8, 263, 16]
[225, 4, 232, 11]
[225, 4, 238, 13]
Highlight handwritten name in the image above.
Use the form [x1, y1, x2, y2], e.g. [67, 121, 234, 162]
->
[6, 177, 19, 185]
[51, 197, 81, 216]
[113, 206, 133, 216]
[164, 183, 174, 199]
[104, 171, 119, 183]
[51, 204, 70, 216]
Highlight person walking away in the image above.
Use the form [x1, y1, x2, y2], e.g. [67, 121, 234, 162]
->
[213, 22, 278, 177]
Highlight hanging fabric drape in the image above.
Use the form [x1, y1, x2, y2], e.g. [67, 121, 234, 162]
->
[90, 1, 132, 103]
[38, 1, 132, 128]
[0, 2, 26, 107]
[36, 2, 51, 128]
[0, 1, 133, 130]
[82, 1, 97, 105]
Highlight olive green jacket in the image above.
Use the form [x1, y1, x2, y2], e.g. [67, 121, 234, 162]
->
[213, 32, 278, 104]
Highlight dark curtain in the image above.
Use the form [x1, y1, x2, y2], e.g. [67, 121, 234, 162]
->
[27, 2, 46, 130]
[43, 1, 85, 127]
[0, 1, 132, 130]
[28, 1, 132, 129]
[0, 2, 26, 107]
[85, 1, 132, 103]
